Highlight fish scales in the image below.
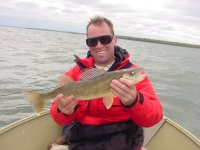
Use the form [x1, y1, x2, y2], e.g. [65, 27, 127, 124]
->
[23, 68, 145, 113]
[48, 69, 132, 100]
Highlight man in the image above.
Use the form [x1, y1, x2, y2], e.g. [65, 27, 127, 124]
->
[50, 16, 163, 150]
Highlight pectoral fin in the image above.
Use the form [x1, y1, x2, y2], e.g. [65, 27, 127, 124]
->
[102, 94, 114, 109]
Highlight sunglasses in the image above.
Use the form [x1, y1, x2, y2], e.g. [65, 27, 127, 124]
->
[86, 35, 113, 47]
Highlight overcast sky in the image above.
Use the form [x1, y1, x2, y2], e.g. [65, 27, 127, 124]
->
[0, 0, 200, 45]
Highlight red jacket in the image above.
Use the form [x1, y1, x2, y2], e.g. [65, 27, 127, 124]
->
[50, 49, 163, 128]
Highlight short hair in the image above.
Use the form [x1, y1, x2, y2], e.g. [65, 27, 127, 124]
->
[86, 16, 114, 35]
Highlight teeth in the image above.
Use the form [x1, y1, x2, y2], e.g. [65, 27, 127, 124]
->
[96, 51, 105, 54]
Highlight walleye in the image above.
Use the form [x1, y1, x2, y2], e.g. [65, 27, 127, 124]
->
[23, 68, 146, 113]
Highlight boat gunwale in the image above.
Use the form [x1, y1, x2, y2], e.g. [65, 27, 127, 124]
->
[0, 111, 200, 147]
[0, 110, 49, 134]
[164, 117, 200, 146]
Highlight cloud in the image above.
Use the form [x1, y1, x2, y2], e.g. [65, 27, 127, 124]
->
[164, 0, 200, 16]
[0, 0, 199, 44]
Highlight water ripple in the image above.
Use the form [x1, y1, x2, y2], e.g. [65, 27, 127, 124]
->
[0, 26, 200, 138]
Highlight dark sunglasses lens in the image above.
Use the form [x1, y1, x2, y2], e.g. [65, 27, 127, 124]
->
[86, 38, 98, 47]
[86, 35, 113, 47]
[99, 36, 112, 45]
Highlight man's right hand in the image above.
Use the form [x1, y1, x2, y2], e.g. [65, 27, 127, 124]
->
[54, 94, 77, 115]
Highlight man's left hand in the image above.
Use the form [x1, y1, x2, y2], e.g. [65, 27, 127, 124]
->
[110, 78, 138, 106]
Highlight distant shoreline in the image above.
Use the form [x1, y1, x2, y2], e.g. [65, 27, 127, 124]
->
[117, 35, 200, 49]
[1, 25, 200, 49]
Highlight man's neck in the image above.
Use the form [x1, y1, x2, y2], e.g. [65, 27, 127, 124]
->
[95, 60, 115, 71]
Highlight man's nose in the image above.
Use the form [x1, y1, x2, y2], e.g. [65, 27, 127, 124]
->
[95, 40, 103, 48]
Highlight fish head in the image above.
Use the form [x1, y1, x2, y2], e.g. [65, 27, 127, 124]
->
[122, 68, 146, 84]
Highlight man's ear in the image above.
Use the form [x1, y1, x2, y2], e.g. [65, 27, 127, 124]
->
[113, 36, 118, 44]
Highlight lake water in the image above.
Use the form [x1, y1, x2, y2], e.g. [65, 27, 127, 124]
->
[0, 26, 200, 138]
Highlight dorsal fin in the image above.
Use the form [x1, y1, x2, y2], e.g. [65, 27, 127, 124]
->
[79, 68, 106, 80]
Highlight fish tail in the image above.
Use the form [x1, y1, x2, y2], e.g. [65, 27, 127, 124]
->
[23, 91, 47, 113]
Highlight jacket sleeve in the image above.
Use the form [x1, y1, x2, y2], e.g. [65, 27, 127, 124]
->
[50, 102, 77, 126]
[50, 64, 82, 126]
[124, 75, 163, 128]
